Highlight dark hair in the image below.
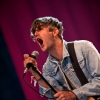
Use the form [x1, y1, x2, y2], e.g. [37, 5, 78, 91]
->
[30, 16, 64, 39]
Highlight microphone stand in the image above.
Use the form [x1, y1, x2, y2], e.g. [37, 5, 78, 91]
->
[29, 63, 57, 93]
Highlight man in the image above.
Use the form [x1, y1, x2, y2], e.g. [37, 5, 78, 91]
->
[24, 16, 100, 100]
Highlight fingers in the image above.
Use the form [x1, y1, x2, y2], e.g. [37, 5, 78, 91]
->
[54, 92, 61, 98]
[23, 54, 38, 75]
[24, 54, 29, 59]
[54, 91, 76, 100]
[23, 54, 37, 69]
[62, 98, 66, 100]
[54, 92, 65, 100]
[57, 94, 65, 100]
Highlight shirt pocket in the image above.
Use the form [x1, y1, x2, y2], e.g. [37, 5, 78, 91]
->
[48, 68, 58, 76]
[46, 65, 58, 77]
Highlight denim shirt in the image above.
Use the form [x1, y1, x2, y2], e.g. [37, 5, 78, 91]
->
[39, 40, 100, 100]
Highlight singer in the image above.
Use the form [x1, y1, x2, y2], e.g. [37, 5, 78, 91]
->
[23, 16, 100, 100]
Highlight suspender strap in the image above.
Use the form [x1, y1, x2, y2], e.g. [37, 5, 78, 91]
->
[67, 42, 88, 85]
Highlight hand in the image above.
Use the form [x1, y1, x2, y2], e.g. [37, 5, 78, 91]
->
[23, 54, 38, 75]
[54, 91, 77, 100]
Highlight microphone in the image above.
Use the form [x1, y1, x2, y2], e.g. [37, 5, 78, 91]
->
[23, 51, 57, 93]
[23, 51, 39, 76]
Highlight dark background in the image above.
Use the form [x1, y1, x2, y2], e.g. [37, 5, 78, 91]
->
[0, 0, 100, 100]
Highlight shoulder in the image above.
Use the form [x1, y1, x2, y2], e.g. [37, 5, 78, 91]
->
[74, 40, 93, 46]
[67, 40, 93, 47]
[73, 40, 100, 60]
[74, 40, 96, 51]
[73, 40, 95, 50]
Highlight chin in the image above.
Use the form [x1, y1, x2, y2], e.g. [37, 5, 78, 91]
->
[41, 47, 47, 52]
[40, 45, 49, 52]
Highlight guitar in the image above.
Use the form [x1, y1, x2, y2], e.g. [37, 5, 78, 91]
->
[87, 96, 100, 100]
[87, 97, 95, 100]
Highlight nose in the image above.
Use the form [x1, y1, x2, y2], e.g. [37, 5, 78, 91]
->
[30, 31, 39, 42]
[34, 31, 39, 37]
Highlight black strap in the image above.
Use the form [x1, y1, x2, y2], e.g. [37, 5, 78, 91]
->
[67, 42, 88, 85]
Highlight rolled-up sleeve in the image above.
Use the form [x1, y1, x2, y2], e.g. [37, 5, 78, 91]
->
[39, 64, 66, 99]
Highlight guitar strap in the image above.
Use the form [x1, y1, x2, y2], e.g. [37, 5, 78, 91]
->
[67, 42, 88, 85]
[67, 42, 100, 100]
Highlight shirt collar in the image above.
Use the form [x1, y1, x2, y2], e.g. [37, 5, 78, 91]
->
[48, 40, 70, 62]
[63, 40, 69, 58]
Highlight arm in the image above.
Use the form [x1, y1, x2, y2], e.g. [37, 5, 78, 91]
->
[23, 54, 61, 98]
[23, 54, 49, 88]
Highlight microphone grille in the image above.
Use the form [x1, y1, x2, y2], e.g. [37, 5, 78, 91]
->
[31, 51, 39, 58]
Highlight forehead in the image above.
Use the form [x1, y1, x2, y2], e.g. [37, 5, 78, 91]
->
[35, 27, 50, 33]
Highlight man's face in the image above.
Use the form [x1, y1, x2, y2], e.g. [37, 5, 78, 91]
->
[34, 27, 55, 52]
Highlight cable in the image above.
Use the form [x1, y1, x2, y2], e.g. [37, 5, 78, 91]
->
[23, 73, 55, 99]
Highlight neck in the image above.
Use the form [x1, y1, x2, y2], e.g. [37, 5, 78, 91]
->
[49, 39, 63, 61]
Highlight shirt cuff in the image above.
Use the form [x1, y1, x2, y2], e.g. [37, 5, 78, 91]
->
[73, 88, 86, 100]
[39, 85, 51, 95]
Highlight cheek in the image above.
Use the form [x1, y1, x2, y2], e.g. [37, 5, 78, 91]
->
[42, 32, 54, 44]
[45, 37, 54, 45]
[46, 33, 54, 40]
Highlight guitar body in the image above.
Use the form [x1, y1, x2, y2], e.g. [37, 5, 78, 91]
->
[87, 97, 95, 100]
[87, 96, 100, 100]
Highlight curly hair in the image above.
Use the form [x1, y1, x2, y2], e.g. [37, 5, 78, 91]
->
[30, 16, 64, 40]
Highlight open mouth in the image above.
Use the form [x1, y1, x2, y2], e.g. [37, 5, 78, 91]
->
[37, 38, 43, 46]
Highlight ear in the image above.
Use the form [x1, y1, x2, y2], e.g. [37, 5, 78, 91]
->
[52, 28, 59, 37]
